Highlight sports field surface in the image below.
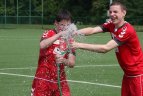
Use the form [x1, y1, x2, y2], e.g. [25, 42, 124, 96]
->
[0, 25, 143, 96]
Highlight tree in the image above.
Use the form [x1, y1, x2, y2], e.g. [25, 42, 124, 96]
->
[90, 0, 109, 24]
[0, 0, 143, 25]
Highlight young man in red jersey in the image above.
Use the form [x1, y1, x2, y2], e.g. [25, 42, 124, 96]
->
[71, 1, 143, 96]
[31, 9, 76, 96]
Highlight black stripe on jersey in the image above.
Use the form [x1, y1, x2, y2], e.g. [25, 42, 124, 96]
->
[67, 50, 76, 56]
[113, 37, 124, 46]
[99, 25, 109, 32]
[71, 51, 76, 56]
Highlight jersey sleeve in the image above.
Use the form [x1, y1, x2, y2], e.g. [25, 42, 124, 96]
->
[40, 30, 55, 41]
[113, 37, 124, 46]
[100, 20, 113, 32]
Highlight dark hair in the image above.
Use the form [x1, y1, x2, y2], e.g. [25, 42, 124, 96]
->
[55, 9, 72, 22]
[110, 1, 127, 11]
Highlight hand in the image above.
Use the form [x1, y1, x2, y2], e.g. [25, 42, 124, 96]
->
[72, 30, 84, 36]
[58, 31, 66, 37]
[71, 31, 78, 37]
[60, 30, 81, 38]
[55, 54, 65, 64]
[70, 41, 80, 49]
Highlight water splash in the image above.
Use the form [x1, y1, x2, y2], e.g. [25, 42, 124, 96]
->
[61, 23, 78, 39]
[61, 23, 78, 53]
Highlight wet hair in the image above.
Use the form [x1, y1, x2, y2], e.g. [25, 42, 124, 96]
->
[110, 1, 127, 11]
[55, 9, 72, 22]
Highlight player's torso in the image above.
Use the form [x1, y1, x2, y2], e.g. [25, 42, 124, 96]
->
[38, 30, 69, 68]
[109, 23, 143, 75]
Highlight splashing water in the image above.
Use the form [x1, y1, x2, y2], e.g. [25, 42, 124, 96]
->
[61, 23, 77, 39]
[60, 23, 78, 53]
[56, 23, 78, 96]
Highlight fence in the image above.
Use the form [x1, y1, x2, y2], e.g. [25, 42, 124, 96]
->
[0, 0, 143, 28]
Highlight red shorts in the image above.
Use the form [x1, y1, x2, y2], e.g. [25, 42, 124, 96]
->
[31, 66, 70, 96]
[122, 74, 143, 96]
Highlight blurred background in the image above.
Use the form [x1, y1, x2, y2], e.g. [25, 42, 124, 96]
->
[0, 0, 143, 96]
[0, 0, 143, 26]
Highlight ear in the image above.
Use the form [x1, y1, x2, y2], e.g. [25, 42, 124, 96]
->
[54, 20, 58, 26]
[123, 10, 126, 16]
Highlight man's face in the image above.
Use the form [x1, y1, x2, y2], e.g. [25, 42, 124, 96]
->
[55, 20, 71, 32]
[109, 5, 126, 26]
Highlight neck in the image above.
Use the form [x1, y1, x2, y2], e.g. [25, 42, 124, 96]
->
[55, 28, 60, 33]
[115, 20, 126, 28]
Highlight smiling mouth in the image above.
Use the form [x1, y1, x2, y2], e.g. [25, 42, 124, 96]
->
[111, 18, 116, 21]
[110, 16, 117, 21]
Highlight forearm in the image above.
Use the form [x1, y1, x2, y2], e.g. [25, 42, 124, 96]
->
[78, 26, 103, 36]
[74, 39, 119, 53]
[77, 43, 108, 53]
[40, 33, 61, 49]
[72, 40, 118, 53]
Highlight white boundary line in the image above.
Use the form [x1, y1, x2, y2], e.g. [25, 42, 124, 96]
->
[0, 35, 110, 40]
[0, 38, 38, 40]
[0, 64, 119, 70]
[0, 67, 36, 70]
[0, 72, 121, 88]
[67, 80, 121, 88]
[75, 64, 118, 68]
[0, 35, 110, 38]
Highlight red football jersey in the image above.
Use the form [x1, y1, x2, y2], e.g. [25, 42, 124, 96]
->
[37, 29, 75, 80]
[102, 21, 143, 76]
[31, 29, 74, 96]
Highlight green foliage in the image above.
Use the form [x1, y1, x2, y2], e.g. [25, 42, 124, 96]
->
[0, 0, 143, 25]
[0, 7, 5, 15]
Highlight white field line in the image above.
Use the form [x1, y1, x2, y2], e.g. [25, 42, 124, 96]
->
[75, 64, 118, 68]
[0, 64, 119, 71]
[0, 36, 38, 40]
[0, 38, 38, 40]
[0, 72, 121, 88]
[67, 80, 121, 88]
[0, 35, 110, 38]
[0, 67, 36, 70]
[0, 35, 110, 40]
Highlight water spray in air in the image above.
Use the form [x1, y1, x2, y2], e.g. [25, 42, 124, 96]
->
[57, 23, 78, 96]
[61, 23, 78, 53]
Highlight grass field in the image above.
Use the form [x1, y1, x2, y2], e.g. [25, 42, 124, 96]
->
[0, 26, 143, 96]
